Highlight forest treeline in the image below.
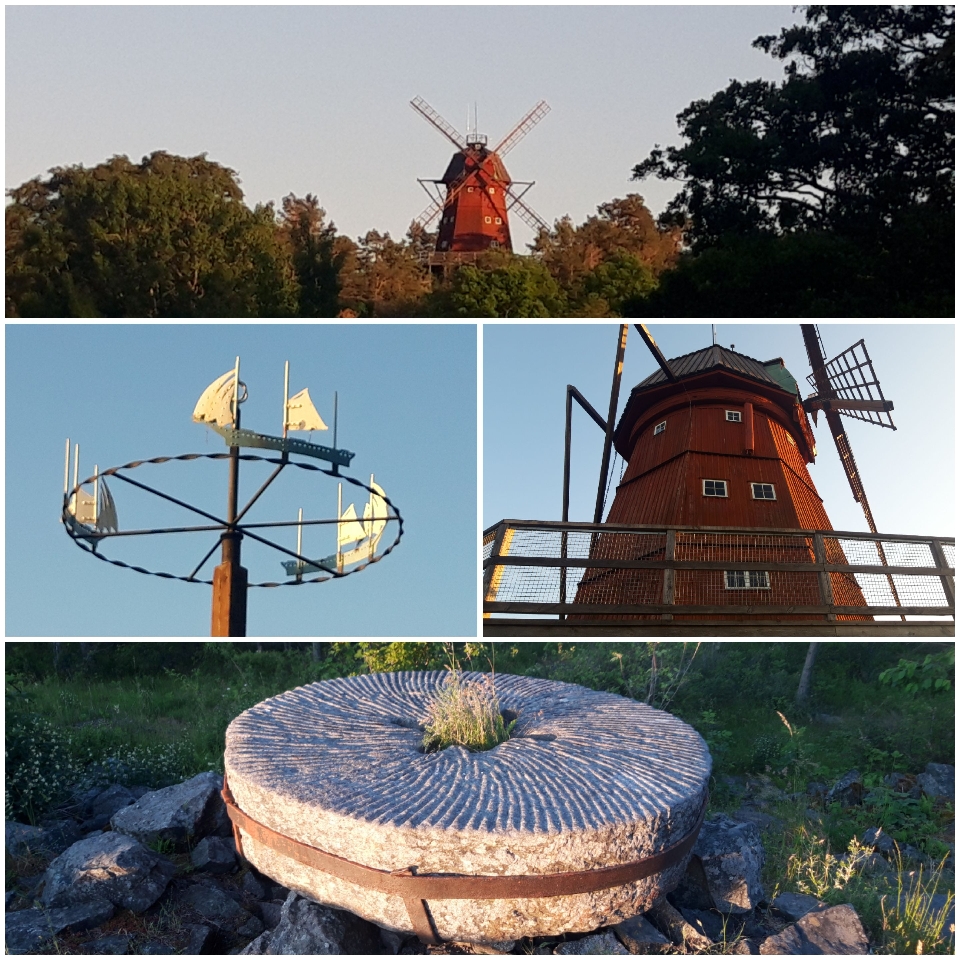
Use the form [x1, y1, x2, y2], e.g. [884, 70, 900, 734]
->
[5, 6, 953, 318]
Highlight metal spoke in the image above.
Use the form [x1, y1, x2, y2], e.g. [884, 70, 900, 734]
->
[239, 526, 341, 576]
[189, 539, 225, 581]
[107, 472, 227, 527]
[235, 461, 287, 523]
[79, 523, 228, 540]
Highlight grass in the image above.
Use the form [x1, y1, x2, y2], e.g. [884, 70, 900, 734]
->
[422, 670, 516, 753]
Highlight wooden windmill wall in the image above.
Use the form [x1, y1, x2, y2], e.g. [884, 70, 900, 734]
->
[574, 345, 870, 621]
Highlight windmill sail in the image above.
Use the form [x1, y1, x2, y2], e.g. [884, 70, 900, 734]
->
[337, 503, 367, 547]
[97, 480, 119, 533]
[285, 388, 327, 433]
[193, 371, 239, 428]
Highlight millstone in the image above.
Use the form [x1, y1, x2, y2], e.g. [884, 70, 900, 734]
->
[224, 671, 711, 943]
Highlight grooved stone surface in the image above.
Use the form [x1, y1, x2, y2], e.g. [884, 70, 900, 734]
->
[224, 672, 711, 943]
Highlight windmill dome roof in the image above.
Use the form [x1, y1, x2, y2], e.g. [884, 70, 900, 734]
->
[634, 344, 801, 398]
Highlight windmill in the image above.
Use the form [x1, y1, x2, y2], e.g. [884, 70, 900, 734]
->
[411, 97, 550, 264]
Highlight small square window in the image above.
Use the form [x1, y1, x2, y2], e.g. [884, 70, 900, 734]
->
[725, 570, 770, 589]
[726, 410, 742, 422]
[703, 479, 727, 497]
[752, 483, 776, 500]
[653, 421, 666, 436]
[489, 187, 496, 194]
[467, 187, 474, 193]
[495, 217, 502, 224]
[484, 216, 492, 224]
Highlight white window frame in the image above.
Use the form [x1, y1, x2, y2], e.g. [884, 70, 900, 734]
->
[653, 420, 666, 436]
[725, 570, 771, 590]
[703, 479, 727, 498]
[495, 217, 502, 224]
[751, 483, 776, 500]
[484, 216, 492, 224]
[726, 410, 742, 422]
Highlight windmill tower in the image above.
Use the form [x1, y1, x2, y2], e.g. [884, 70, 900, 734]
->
[411, 97, 550, 268]
[574, 326, 899, 622]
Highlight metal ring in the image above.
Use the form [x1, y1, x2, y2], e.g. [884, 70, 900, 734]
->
[61, 452, 403, 588]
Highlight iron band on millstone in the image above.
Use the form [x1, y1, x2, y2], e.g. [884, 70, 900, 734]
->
[221, 775, 707, 945]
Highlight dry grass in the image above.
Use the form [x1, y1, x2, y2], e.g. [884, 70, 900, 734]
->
[422, 671, 516, 754]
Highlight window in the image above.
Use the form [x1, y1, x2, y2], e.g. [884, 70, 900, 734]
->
[653, 421, 666, 436]
[725, 570, 770, 589]
[467, 187, 474, 193]
[751, 483, 776, 500]
[726, 410, 742, 422]
[489, 187, 496, 194]
[484, 216, 492, 224]
[703, 479, 727, 497]
[495, 217, 502, 224]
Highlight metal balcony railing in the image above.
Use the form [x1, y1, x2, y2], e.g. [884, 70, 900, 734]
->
[483, 520, 955, 636]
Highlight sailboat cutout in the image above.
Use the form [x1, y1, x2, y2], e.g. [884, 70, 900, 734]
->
[281, 478, 391, 577]
[285, 388, 327, 434]
[63, 441, 119, 537]
[192, 369, 243, 429]
[192, 358, 353, 468]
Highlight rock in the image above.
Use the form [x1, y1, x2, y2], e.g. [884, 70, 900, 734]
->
[380, 927, 406, 953]
[89, 784, 138, 819]
[806, 782, 827, 799]
[917, 763, 954, 801]
[728, 939, 759, 954]
[693, 814, 765, 914]
[180, 881, 250, 923]
[647, 899, 714, 950]
[771, 892, 827, 922]
[759, 903, 868, 954]
[882, 772, 914, 793]
[668, 861, 715, 911]
[827, 770, 864, 807]
[555, 931, 629, 954]
[239, 891, 382, 954]
[678, 906, 725, 941]
[845, 849, 897, 881]
[238, 914, 266, 939]
[5, 819, 82, 859]
[255, 901, 283, 930]
[733, 807, 784, 833]
[191, 835, 238, 874]
[141, 942, 175, 954]
[453, 940, 516, 954]
[614, 913, 671, 952]
[41, 832, 175, 913]
[82, 934, 132, 954]
[5, 899, 115, 954]
[241, 869, 269, 900]
[79, 814, 113, 833]
[184, 923, 213, 954]
[110, 771, 230, 849]
[861, 826, 897, 856]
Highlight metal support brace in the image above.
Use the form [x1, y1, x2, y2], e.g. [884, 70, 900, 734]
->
[930, 539, 955, 610]
[661, 529, 676, 621]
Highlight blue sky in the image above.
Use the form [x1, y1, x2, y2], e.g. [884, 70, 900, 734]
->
[483, 323, 955, 543]
[5, 5, 799, 250]
[6, 324, 476, 637]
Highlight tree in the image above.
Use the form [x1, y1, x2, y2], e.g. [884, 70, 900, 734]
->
[796, 642, 820, 702]
[634, 6, 954, 249]
[337, 230, 432, 317]
[6, 152, 299, 318]
[427, 251, 566, 317]
[278, 194, 343, 317]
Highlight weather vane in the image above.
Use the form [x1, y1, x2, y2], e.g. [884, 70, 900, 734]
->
[62, 357, 403, 636]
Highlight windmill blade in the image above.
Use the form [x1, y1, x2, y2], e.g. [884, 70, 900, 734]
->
[411, 97, 467, 151]
[492, 100, 551, 157]
[805, 338, 896, 429]
[504, 187, 549, 232]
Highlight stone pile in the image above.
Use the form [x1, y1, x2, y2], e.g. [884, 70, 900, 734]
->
[5, 744, 952, 954]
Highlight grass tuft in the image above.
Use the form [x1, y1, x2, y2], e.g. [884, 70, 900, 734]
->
[422, 670, 516, 754]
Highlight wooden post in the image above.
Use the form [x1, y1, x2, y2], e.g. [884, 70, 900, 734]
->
[661, 528, 676, 621]
[929, 539, 955, 612]
[211, 431, 248, 636]
[812, 533, 836, 621]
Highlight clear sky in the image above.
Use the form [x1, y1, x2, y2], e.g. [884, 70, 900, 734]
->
[483, 323, 956, 544]
[6, 323, 476, 637]
[5, 5, 800, 251]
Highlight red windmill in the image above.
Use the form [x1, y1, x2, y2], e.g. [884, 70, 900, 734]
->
[411, 97, 550, 266]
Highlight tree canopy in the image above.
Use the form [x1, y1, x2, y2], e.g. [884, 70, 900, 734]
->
[6, 152, 299, 317]
[629, 4, 954, 316]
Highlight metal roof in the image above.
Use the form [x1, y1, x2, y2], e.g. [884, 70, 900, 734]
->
[634, 345, 799, 397]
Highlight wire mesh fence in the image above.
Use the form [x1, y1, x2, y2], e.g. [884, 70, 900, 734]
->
[483, 521, 955, 622]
